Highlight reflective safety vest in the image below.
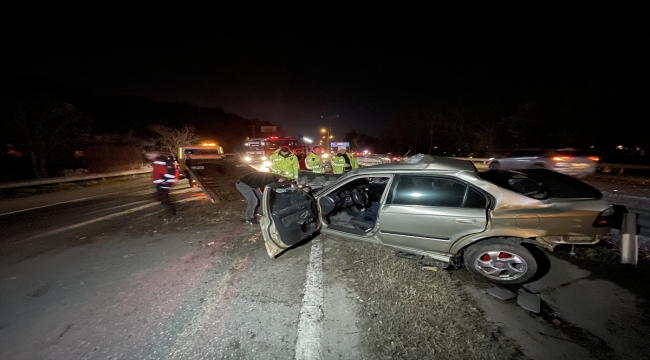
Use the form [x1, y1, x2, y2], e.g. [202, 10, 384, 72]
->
[153, 159, 179, 189]
[305, 152, 325, 173]
[332, 153, 359, 174]
[269, 150, 299, 180]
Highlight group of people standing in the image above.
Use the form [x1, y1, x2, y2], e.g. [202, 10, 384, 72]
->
[236, 144, 360, 224]
[268, 144, 360, 180]
[150, 145, 360, 223]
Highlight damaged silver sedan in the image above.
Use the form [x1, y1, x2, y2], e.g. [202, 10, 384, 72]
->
[260, 155, 614, 285]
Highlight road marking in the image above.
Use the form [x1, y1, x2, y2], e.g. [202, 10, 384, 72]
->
[26, 196, 203, 240]
[295, 238, 323, 360]
[0, 185, 199, 217]
[85, 199, 151, 215]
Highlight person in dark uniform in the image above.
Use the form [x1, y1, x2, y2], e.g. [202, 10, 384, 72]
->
[236, 171, 286, 225]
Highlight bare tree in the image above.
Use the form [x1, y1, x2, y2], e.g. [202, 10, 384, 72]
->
[149, 125, 200, 156]
[9, 98, 88, 178]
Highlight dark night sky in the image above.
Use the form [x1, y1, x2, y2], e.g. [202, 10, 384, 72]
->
[2, 4, 643, 143]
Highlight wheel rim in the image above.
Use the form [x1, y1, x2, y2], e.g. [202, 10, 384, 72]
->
[473, 250, 528, 281]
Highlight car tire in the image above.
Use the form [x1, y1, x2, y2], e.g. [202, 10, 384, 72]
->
[463, 238, 537, 285]
[488, 162, 499, 170]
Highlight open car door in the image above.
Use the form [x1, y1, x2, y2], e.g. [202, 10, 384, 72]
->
[260, 182, 321, 258]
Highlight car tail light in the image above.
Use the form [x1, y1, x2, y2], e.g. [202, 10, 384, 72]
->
[551, 156, 573, 161]
[592, 207, 615, 228]
[587, 156, 600, 161]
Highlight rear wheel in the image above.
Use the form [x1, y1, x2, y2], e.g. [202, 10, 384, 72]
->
[463, 238, 537, 285]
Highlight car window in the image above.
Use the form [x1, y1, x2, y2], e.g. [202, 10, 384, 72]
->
[507, 175, 542, 194]
[464, 187, 488, 208]
[479, 169, 603, 199]
[391, 175, 467, 207]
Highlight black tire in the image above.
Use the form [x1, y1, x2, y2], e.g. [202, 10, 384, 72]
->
[488, 162, 499, 170]
[463, 238, 537, 285]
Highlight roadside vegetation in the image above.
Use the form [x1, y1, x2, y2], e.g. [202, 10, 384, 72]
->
[333, 238, 520, 360]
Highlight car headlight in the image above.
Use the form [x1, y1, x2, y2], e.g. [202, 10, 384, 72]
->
[263, 161, 271, 167]
[261, 156, 267, 160]
[322, 153, 329, 159]
[244, 156, 251, 162]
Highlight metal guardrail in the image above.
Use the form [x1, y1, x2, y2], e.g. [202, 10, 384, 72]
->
[0, 168, 151, 190]
[628, 207, 650, 237]
[620, 207, 650, 265]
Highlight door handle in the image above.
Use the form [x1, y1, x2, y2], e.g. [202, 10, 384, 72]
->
[454, 218, 476, 224]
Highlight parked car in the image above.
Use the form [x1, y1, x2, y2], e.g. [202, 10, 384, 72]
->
[488, 148, 599, 177]
[260, 154, 614, 285]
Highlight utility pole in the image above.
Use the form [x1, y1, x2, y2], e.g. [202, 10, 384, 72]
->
[320, 115, 339, 153]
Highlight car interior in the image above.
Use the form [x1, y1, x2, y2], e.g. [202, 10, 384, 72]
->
[318, 176, 391, 234]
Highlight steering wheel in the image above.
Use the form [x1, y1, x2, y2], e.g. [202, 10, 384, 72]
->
[350, 188, 369, 210]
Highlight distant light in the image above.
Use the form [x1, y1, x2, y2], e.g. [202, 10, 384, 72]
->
[322, 153, 329, 159]
[303, 137, 313, 143]
[244, 156, 251, 161]
[616, 145, 624, 150]
[261, 156, 267, 161]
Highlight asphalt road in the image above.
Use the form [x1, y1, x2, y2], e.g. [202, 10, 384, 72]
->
[0, 181, 362, 359]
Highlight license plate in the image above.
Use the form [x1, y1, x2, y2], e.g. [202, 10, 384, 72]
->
[191, 166, 204, 169]
[571, 163, 588, 168]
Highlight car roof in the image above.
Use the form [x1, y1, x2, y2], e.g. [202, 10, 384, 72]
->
[354, 154, 477, 173]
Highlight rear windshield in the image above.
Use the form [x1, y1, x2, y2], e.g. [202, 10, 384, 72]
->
[478, 169, 602, 199]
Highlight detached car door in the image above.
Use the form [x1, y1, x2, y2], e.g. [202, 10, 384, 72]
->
[378, 175, 489, 254]
[260, 182, 321, 258]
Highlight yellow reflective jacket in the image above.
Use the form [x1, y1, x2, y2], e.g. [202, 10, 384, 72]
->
[269, 149, 300, 180]
[305, 152, 325, 173]
[332, 152, 359, 174]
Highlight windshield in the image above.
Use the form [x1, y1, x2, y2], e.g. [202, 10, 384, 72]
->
[184, 149, 223, 155]
[247, 138, 303, 150]
[478, 169, 602, 199]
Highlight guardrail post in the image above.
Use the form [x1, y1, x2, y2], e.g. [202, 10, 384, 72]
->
[620, 212, 638, 265]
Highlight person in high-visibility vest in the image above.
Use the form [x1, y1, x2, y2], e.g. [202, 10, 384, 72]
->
[269, 146, 299, 180]
[305, 145, 325, 173]
[332, 145, 359, 174]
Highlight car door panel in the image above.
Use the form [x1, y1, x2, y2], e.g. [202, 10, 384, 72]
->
[260, 182, 320, 258]
[379, 205, 487, 253]
[378, 174, 488, 253]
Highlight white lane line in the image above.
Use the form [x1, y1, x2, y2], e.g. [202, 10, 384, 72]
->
[26, 196, 202, 240]
[295, 238, 324, 360]
[0, 185, 200, 217]
[85, 199, 151, 215]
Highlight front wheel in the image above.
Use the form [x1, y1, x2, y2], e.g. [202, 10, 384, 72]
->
[488, 162, 499, 170]
[463, 239, 537, 285]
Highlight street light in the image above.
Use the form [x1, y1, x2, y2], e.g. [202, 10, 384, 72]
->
[320, 115, 339, 152]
